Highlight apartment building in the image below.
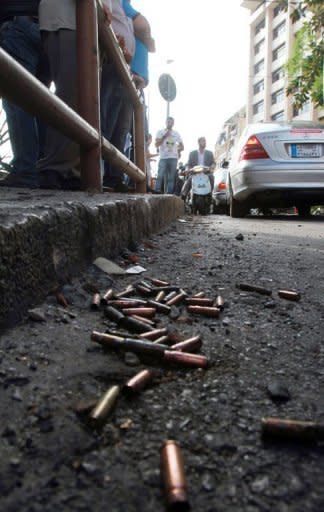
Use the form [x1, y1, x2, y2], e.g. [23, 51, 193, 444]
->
[241, 0, 321, 123]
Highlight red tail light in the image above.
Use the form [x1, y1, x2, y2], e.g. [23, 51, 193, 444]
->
[239, 135, 269, 161]
[217, 182, 226, 190]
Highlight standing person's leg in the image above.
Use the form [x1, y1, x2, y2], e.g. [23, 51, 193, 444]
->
[155, 159, 167, 193]
[165, 158, 178, 194]
[1, 17, 41, 187]
[38, 29, 80, 189]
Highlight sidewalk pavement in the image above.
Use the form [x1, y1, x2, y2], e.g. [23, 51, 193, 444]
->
[0, 187, 183, 330]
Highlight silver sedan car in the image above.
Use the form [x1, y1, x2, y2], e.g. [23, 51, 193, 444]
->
[227, 121, 324, 217]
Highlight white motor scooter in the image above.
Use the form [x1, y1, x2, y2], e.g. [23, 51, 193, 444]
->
[181, 166, 212, 215]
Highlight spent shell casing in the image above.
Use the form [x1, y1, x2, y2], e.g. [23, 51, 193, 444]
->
[185, 297, 214, 306]
[139, 327, 169, 340]
[122, 307, 156, 318]
[167, 331, 185, 344]
[147, 299, 171, 315]
[278, 290, 301, 301]
[91, 331, 124, 348]
[131, 314, 156, 326]
[152, 335, 170, 345]
[164, 291, 178, 303]
[114, 285, 135, 298]
[261, 417, 324, 442]
[123, 338, 169, 357]
[89, 385, 120, 426]
[120, 316, 154, 333]
[237, 283, 272, 296]
[166, 291, 187, 306]
[161, 440, 190, 511]
[148, 277, 170, 287]
[187, 305, 220, 318]
[192, 291, 205, 298]
[104, 305, 125, 323]
[215, 295, 225, 310]
[155, 290, 166, 302]
[101, 288, 114, 304]
[164, 350, 209, 368]
[151, 286, 180, 294]
[124, 369, 154, 394]
[108, 299, 148, 308]
[171, 335, 202, 353]
[135, 284, 152, 296]
[91, 293, 101, 310]
[139, 280, 153, 290]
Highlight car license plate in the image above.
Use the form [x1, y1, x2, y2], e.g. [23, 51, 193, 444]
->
[291, 143, 321, 158]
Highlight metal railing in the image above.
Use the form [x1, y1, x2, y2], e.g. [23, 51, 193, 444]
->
[0, 0, 146, 192]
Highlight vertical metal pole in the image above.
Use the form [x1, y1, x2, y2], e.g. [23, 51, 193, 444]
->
[167, 75, 170, 118]
[76, 0, 102, 192]
[133, 103, 146, 193]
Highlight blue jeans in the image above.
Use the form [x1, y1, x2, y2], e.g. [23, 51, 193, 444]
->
[155, 158, 178, 194]
[1, 17, 41, 183]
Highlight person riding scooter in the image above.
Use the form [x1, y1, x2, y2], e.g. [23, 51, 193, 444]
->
[181, 165, 213, 215]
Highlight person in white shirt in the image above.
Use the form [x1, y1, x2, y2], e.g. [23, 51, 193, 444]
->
[155, 117, 184, 194]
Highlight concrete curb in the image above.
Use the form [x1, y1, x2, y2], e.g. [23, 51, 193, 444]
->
[0, 189, 184, 329]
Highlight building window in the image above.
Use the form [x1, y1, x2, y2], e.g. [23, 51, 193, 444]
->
[293, 100, 311, 117]
[273, 20, 286, 39]
[271, 110, 284, 121]
[273, 43, 286, 61]
[254, 79, 264, 95]
[272, 66, 284, 83]
[254, 38, 265, 55]
[254, 59, 264, 74]
[255, 18, 265, 35]
[253, 100, 264, 115]
[271, 88, 284, 105]
[273, 4, 285, 17]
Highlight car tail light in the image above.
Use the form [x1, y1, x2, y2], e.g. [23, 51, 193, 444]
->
[239, 135, 269, 160]
[217, 182, 226, 190]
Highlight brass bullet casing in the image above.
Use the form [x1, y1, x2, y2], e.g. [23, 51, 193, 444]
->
[187, 306, 220, 318]
[237, 283, 272, 296]
[278, 290, 301, 302]
[164, 350, 209, 368]
[185, 298, 214, 307]
[91, 293, 101, 310]
[192, 291, 205, 298]
[166, 291, 187, 307]
[89, 385, 120, 427]
[115, 285, 136, 298]
[123, 338, 168, 358]
[139, 327, 169, 340]
[161, 440, 190, 511]
[148, 277, 170, 287]
[147, 299, 171, 315]
[100, 288, 114, 304]
[104, 305, 125, 324]
[108, 299, 148, 308]
[171, 336, 202, 353]
[215, 295, 225, 310]
[131, 315, 156, 326]
[120, 316, 154, 333]
[164, 291, 178, 303]
[152, 335, 170, 345]
[124, 369, 154, 394]
[151, 286, 180, 294]
[91, 331, 124, 348]
[122, 307, 156, 318]
[135, 284, 152, 296]
[155, 290, 166, 302]
[261, 417, 324, 442]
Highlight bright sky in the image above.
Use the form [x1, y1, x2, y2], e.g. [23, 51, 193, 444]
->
[135, 0, 250, 164]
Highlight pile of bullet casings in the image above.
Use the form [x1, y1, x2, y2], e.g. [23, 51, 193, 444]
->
[82, 276, 225, 509]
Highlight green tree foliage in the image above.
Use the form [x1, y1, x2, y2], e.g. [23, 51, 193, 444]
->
[284, 0, 324, 108]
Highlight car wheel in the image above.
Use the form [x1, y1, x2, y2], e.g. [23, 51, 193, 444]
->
[228, 180, 247, 218]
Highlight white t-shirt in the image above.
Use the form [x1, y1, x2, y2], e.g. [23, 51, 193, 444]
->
[197, 150, 205, 166]
[156, 129, 183, 159]
[39, 0, 113, 32]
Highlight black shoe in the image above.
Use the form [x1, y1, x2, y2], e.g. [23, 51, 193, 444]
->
[0, 173, 38, 189]
[39, 170, 63, 190]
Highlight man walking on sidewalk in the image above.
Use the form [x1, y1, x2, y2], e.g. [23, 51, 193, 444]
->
[154, 116, 183, 194]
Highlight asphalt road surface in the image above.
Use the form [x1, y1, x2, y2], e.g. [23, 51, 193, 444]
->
[1, 212, 324, 512]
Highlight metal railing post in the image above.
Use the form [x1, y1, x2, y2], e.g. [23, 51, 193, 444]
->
[133, 103, 146, 193]
[76, 0, 102, 192]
